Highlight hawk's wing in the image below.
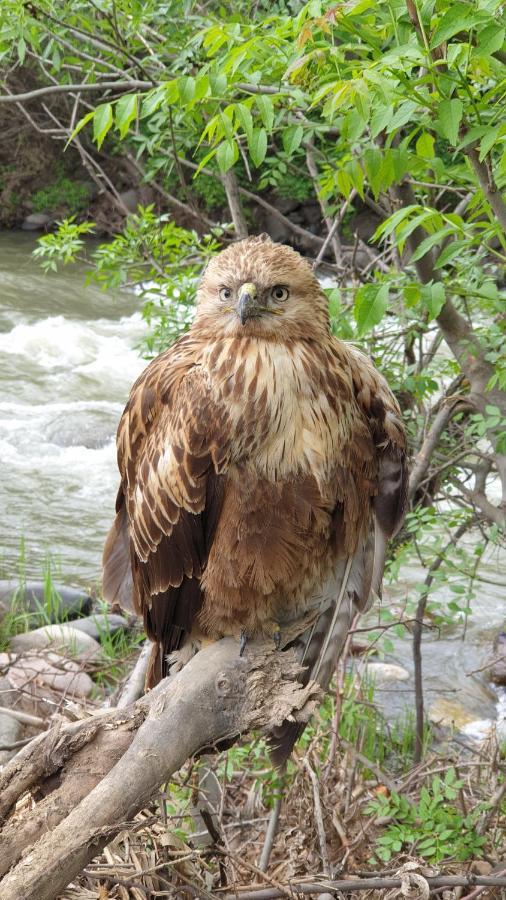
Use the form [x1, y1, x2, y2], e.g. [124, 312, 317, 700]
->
[102, 339, 231, 686]
[271, 346, 407, 765]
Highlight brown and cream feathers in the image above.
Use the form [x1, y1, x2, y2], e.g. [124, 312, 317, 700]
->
[103, 234, 407, 759]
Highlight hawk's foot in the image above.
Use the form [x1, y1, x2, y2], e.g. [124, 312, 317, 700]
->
[239, 629, 248, 657]
[266, 620, 282, 650]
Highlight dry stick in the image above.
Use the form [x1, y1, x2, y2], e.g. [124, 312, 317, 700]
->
[257, 796, 282, 873]
[0, 706, 46, 728]
[305, 143, 342, 266]
[219, 875, 506, 899]
[0, 80, 153, 102]
[313, 190, 358, 272]
[407, 397, 466, 504]
[223, 169, 249, 238]
[302, 759, 330, 877]
[0, 639, 320, 900]
[116, 641, 152, 708]
[462, 868, 506, 900]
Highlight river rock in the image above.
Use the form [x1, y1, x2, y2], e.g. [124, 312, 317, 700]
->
[0, 651, 93, 698]
[428, 697, 485, 730]
[0, 580, 93, 621]
[10, 623, 102, 661]
[364, 662, 410, 682]
[44, 408, 117, 449]
[0, 675, 23, 765]
[21, 212, 53, 231]
[70, 613, 129, 642]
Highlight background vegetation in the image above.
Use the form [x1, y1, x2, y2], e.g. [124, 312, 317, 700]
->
[0, 0, 505, 893]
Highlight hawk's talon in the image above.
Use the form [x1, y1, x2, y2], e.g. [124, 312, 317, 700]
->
[239, 629, 248, 657]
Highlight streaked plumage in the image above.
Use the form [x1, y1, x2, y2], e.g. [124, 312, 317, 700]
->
[103, 234, 407, 762]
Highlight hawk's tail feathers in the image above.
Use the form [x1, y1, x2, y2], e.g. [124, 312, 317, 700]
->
[269, 556, 355, 768]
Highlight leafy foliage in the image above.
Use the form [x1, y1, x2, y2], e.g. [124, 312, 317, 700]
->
[367, 769, 488, 863]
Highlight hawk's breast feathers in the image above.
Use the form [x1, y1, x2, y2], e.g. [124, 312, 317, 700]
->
[103, 237, 407, 707]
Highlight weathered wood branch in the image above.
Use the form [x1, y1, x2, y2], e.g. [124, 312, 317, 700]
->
[219, 873, 506, 899]
[0, 639, 320, 900]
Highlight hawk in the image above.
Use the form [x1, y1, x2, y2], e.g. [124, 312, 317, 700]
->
[103, 234, 407, 763]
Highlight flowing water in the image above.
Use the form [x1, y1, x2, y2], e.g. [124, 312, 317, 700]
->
[0, 232, 147, 586]
[0, 233, 504, 736]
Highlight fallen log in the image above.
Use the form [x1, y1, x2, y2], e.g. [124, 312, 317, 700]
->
[0, 638, 320, 900]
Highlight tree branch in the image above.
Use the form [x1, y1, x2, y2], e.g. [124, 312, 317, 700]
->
[0, 80, 153, 103]
[0, 638, 320, 900]
[466, 145, 506, 237]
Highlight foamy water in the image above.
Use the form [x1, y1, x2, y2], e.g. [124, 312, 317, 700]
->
[0, 234, 148, 584]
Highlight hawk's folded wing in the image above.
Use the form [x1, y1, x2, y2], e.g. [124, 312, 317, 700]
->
[102, 343, 231, 686]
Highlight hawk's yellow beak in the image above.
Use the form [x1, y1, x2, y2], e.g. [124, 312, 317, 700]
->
[237, 282, 258, 325]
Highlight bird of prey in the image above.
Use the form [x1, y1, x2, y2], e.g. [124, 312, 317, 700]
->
[103, 234, 407, 762]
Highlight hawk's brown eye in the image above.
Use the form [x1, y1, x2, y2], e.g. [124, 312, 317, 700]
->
[219, 287, 232, 302]
[271, 285, 289, 302]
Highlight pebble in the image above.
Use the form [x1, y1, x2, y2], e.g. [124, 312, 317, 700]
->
[70, 613, 129, 642]
[10, 623, 102, 661]
[364, 662, 410, 682]
[429, 697, 483, 730]
[21, 212, 53, 230]
[0, 651, 93, 698]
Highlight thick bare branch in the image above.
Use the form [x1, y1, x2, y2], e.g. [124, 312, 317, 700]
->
[0, 639, 319, 900]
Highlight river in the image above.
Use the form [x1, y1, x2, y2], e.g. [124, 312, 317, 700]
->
[0, 232, 147, 587]
[0, 232, 504, 738]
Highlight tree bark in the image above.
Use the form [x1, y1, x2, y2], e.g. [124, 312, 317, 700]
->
[223, 169, 249, 238]
[0, 638, 319, 900]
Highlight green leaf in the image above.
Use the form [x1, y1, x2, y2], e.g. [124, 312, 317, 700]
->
[93, 103, 113, 149]
[209, 71, 228, 95]
[479, 128, 499, 162]
[17, 36, 26, 64]
[430, 4, 483, 48]
[235, 103, 253, 142]
[216, 139, 238, 173]
[436, 99, 463, 146]
[434, 239, 467, 268]
[282, 124, 304, 156]
[249, 127, 268, 167]
[178, 76, 196, 106]
[416, 132, 435, 158]
[115, 94, 138, 139]
[255, 94, 274, 131]
[410, 227, 453, 262]
[354, 283, 389, 335]
[425, 282, 446, 320]
[370, 104, 393, 138]
[476, 24, 505, 57]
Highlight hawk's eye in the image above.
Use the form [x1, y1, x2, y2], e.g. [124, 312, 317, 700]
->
[219, 287, 232, 302]
[271, 285, 289, 302]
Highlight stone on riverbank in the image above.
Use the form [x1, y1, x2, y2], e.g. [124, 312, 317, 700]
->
[0, 580, 93, 621]
[69, 613, 130, 642]
[10, 623, 102, 661]
[0, 651, 93, 698]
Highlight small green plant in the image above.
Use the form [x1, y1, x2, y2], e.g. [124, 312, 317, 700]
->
[367, 768, 487, 863]
[31, 176, 90, 215]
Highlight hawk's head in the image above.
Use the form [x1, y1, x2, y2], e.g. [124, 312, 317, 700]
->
[195, 235, 329, 340]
